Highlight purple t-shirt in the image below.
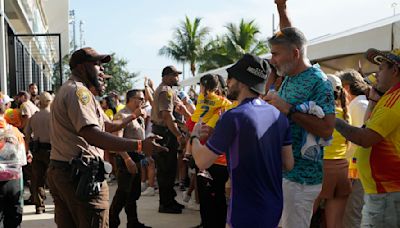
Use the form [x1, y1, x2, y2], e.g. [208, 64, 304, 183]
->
[206, 98, 291, 228]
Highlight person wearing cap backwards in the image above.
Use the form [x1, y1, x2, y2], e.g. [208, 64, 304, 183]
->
[189, 53, 294, 228]
[24, 92, 53, 214]
[48, 47, 166, 228]
[150, 65, 187, 214]
[334, 48, 400, 227]
[264, 1, 335, 227]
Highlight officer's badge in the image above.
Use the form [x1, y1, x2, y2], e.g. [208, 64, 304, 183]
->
[76, 88, 90, 105]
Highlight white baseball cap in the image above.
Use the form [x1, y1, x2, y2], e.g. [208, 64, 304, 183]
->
[3, 94, 14, 104]
[327, 74, 342, 93]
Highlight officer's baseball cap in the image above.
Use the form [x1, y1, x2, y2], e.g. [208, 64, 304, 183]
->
[365, 48, 400, 67]
[226, 53, 271, 95]
[162, 65, 182, 77]
[69, 47, 111, 69]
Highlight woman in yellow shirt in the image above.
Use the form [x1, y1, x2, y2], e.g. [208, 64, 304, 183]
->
[315, 74, 352, 228]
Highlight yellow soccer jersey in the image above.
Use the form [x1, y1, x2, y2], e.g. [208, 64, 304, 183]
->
[191, 92, 231, 125]
[324, 107, 351, 160]
[357, 82, 400, 194]
[206, 101, 239, 128]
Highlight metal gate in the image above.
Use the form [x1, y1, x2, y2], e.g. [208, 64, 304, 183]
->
[7, 29, 62, 96]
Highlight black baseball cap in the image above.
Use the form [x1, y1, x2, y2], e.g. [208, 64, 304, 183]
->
[162, 65, 182, 77]
[226, 54, 271, 94]
[69, 47, 111, 69]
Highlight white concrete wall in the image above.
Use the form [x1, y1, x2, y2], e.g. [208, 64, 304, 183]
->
[41, 0, 69, 58]
[0, 0, 7, 94]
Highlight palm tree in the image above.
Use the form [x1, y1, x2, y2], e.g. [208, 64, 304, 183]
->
[199, 19, 268, 72]
[159, 16, 210, 76]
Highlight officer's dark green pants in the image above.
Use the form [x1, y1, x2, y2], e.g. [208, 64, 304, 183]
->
[153, 127, 179, 207]
[31, 148, 50, 211]
[47, 162, 109, 228]
[109, 156, 142, 228]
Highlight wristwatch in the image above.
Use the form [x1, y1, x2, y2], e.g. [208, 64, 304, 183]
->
[287, 105, 297, 118]
[190, 135, 199, 145]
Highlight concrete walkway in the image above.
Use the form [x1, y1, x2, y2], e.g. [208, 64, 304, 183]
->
[22, 182, 201, 228]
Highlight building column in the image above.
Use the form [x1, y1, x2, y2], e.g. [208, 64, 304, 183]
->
[39, 63, 43, 92]
[26, 40, 33, 87]
[0, 0, 7, 94]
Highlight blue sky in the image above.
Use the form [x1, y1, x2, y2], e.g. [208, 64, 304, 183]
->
[70, 0, 397, 88]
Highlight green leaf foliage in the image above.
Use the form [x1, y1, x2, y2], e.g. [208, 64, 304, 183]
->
[102, 53, 139, 95]
[199, 19, 269, 72]
[159, 16, 210, 76]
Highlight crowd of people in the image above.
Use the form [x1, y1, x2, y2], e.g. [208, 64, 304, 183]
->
[0, 0, 399, 228]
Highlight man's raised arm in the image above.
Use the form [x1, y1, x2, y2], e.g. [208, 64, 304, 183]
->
[275, 0, 292, 29]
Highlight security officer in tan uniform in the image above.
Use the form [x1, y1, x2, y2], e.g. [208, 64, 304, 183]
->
[48, 47, 166, 228]
[109, 89, 150, 228]
[24, 91, 53, 214]
[19, 91, 39, 128]
[151, 66, 187, 214]
[19, 90, 38, 204]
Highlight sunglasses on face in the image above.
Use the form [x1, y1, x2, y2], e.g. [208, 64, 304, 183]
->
[133, 97, 145, 101]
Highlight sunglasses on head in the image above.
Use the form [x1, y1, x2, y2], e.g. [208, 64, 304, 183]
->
[272, 30, 286, 39]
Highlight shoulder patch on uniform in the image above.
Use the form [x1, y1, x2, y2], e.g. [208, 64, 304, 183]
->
[76, 87, 91, 105]
[166, 90, 173, 100]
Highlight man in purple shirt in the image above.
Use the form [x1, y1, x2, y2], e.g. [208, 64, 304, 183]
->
[189, 54, 293, 228]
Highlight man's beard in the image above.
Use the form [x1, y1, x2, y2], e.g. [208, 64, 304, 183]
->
[85, 65, 105, 96]
[275, 60, 296, 77]
[227, 84, 240, 100]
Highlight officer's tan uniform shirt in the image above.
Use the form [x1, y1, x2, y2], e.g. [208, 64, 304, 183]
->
[114, 107, 145, 141]
[151, 83, 178, 126]
[20, 100, 39, 118]
[50, 75, 105, 161]
[25, 109, 51, 143]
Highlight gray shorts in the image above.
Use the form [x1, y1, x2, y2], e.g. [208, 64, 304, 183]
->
[361, 192, 400, 227]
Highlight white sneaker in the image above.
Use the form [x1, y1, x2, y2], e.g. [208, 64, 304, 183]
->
[141, 187, 155, 196]
[141, 182, 147, 192]
[182, 190, 191, 203]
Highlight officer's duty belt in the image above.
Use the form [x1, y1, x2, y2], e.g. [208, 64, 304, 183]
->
[49, 160, 71, 169]
[38, 142, 51, 150]
[152, 124, 169, 134]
